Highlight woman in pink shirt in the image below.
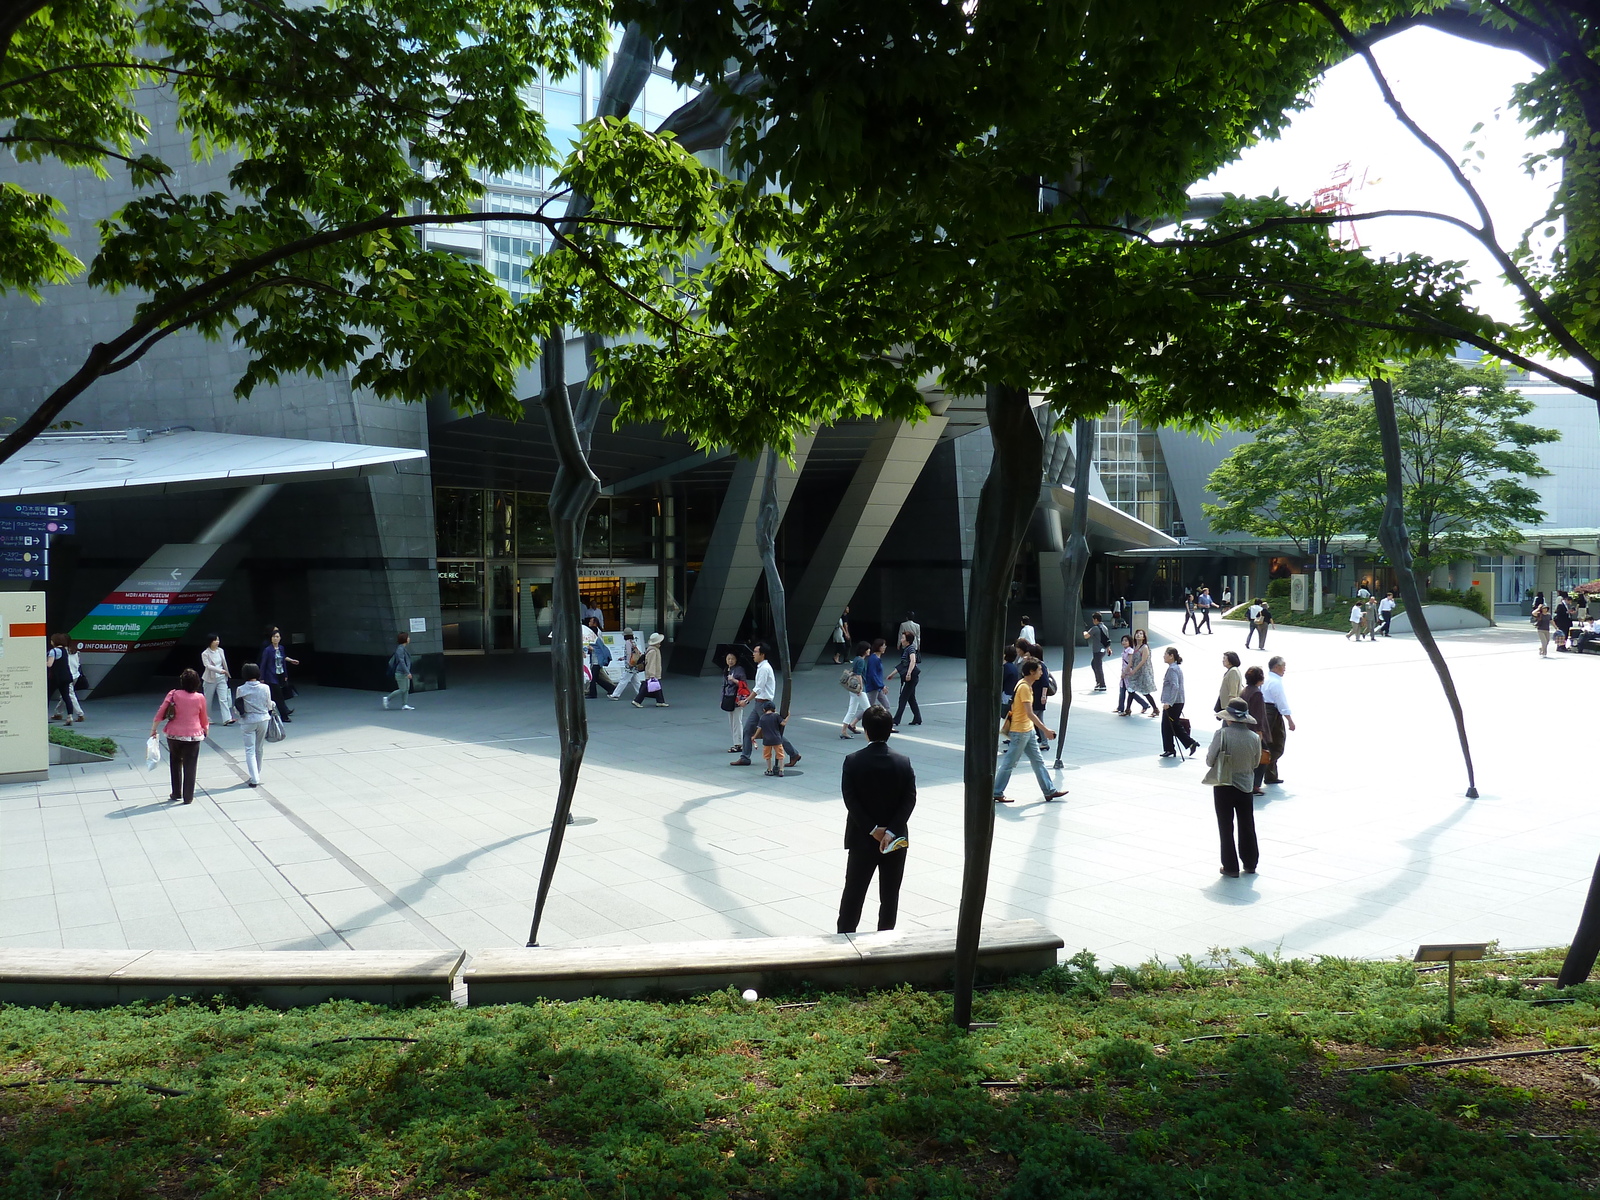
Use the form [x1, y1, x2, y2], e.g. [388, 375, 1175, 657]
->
[151, 668, 209, 804]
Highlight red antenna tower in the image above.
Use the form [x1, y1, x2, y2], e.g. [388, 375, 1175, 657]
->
[1311, 162, 1367, 247]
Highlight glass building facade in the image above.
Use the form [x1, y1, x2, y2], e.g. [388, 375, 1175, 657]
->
[1093, 404, 1186, 536]
[417, 55, 703, 288]
[434, 488, 673, 652]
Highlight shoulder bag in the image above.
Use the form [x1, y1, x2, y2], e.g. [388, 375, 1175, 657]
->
[265, 710, 287, 743]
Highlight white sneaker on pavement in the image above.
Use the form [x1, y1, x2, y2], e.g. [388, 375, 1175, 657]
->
[382, 697, 389, 709]
[402, 704, 415, 710]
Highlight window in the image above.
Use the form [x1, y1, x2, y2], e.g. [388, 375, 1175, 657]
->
[1093, 406, 1184, 535]
[516, 492, 555, 558]
[435, 488, 483, 557]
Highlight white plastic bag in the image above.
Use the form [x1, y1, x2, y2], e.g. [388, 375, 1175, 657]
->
[145, 735, 161, 771]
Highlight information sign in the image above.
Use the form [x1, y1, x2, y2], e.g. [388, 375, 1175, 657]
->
[0, 592, 48, 782]
[0, 549, 46, 566]
[0, 566, 45, 581]
[0, 502, 73, 521]
[0, 517, 72, 536]
[0, 533, 48, 548]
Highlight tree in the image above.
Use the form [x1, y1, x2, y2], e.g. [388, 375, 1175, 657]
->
[1358, 357, 1557, 588]
[0, 0, 617, 463]
[592, 0, 1493, 1026]
[1204, 394, 1375, 562]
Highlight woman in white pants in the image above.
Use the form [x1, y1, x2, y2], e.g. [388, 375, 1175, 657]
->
[233, 662, 275, 787]
[201, 634, 235, 726]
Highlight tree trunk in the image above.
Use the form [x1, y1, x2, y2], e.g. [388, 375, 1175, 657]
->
[756, 447, 794, 715]
[953, 385, 1045, 1028]
[523, 25, 657, 946]
[1053, 416, 1094, 766]
[1370, 376, 1478, 799]
[1557, 853, 1600, 987]
[525, 336, 603, 946]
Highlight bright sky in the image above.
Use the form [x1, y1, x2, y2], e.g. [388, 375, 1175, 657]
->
[1196, 25, 1560, 330]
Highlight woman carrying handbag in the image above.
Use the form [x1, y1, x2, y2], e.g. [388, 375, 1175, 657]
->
[632, 632, 670, 707]
[151, 669, 209, 804]
[233, 662, 278, 787]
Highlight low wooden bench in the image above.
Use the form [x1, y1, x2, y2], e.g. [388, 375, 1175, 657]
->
[464, 919, 1063, 1004]
[0, 949, 464, 1008]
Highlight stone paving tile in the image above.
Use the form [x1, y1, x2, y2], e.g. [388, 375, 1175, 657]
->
[1, 615, 1594, 967]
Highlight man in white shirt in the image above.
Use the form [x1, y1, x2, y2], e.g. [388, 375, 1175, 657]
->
[1260, 657, 1295, 785]
[732, 642, 801, 768]
[1018, 616, 1036, 646]
[1357, 584, 1372, 600]
[1378, 590, 1397, 637]
[1245, 600, 1264, 648]
[1346, 602, 1364, 640]
[898, 611, 922, 652]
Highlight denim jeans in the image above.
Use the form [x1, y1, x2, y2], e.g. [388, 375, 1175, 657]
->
[993, 728, 1053, 798]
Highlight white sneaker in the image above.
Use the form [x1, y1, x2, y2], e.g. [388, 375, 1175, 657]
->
[382, 697, 389, 709]
[402, 704, 415, 710]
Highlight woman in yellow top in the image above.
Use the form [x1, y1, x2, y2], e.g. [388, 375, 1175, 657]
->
[993, 659, 1069, 804]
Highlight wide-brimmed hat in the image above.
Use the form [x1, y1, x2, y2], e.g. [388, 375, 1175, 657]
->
[647, 632, 665, 647]
[1219, 697, 1256, 725]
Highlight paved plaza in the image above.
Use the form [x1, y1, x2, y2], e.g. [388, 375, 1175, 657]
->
[0, 612, 1591, 970]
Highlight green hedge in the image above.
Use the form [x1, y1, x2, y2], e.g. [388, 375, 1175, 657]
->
[1428, 586, 1491, 618]
[47, 725, 117, 757]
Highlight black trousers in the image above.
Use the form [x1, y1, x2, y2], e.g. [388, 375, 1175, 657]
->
[1161, 701, 1196, 754]
[894, 676, 921, 724]
[1263, 705, 1286, 783]
[1213, 785, 1258, 873]
[1089, 653, 1105, 688]
[837, 845, 907, 933]
[1182, 610, 1197, 633]
[1197, 610, 1212, 632]
[1380, 611, 1393, 636]
[168, 738, 200, 802]
[269, 677, 293, 716]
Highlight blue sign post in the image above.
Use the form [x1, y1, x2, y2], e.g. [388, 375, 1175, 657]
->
[0, 502, 74, 578]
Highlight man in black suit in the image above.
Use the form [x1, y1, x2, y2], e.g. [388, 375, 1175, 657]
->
[836, 705, 917, 934]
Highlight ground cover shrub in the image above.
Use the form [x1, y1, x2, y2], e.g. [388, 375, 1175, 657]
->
[1427, 585, 1492, 618]
[46, 725, 117, 757]
[2, 950, 1599, 1197]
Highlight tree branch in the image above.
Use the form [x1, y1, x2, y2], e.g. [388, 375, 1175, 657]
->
[1307, 0, 1599, 375]
[0, 204, 696, 469]
[0, 0, 50, 73]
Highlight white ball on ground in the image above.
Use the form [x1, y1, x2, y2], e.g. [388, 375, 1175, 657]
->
[741, 989, 759, 1002]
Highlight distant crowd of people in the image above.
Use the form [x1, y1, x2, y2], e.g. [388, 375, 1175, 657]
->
[1532, 590, 1598, 656]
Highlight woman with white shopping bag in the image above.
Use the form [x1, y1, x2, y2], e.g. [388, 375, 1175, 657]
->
[150, 669, 209, 804]
[233, 662, 278, 787]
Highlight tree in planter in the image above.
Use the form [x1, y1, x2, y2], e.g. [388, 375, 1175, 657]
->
[1355, 357, 1558, 591]
[560, 0, 1492, 1023]
[1203, 393, 1374, 591]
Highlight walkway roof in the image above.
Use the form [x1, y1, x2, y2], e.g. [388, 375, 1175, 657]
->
[0, 429, 427, 499]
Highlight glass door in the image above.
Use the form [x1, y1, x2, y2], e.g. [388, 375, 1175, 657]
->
[519, 567, 554, 649]
[489, 563, 517, 651]
[438, 562, 484, 651]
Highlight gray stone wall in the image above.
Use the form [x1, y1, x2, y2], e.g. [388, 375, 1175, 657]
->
[0, 87, 445, 688]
